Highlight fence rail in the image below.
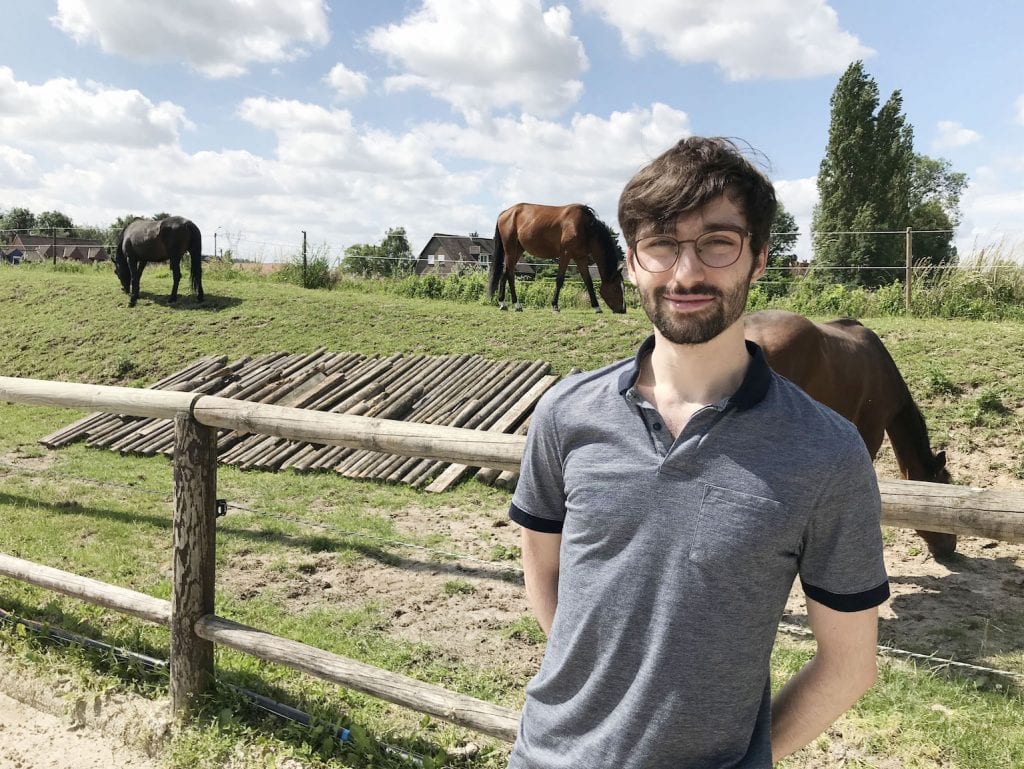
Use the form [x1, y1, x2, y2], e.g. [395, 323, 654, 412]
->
[2, 375, 1024, 743]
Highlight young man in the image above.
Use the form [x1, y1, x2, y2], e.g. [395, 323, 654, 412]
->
[508, 137, 889, 769]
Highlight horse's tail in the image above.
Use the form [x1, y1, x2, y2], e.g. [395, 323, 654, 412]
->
[188, 221, 203, 295]
[488, 224, 505, 299]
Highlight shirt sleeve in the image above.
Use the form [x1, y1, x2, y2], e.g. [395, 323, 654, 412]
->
[509, 387, 568, 533]
[799, 435, 890, 612]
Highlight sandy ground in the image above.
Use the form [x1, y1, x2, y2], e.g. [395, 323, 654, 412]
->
[0, 692, 162, 769]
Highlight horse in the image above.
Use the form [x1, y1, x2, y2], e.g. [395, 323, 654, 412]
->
[114, 216, 203, 307]
[488, 203, 626, 314]
[744, 310, 956, 558]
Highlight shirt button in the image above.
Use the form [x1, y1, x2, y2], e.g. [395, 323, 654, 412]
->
[652, 422, 662, 430]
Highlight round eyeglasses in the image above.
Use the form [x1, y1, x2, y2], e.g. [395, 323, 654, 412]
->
[634, 228, 749, 272]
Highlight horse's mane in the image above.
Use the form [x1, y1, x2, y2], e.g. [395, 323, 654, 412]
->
[580, 206, 624, 276]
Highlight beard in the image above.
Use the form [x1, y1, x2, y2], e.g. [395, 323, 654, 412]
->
[638, 278, 751, 345]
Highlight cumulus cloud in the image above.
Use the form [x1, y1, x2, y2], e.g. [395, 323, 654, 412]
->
[0, 66, 189, 148]
[933, 120, 981, 149]
[0, 145, 39, 187]
[581, 0, 872, 80]
[51, 0, 330, 78]
[325, 63, 369, 100]
[773, 177, 818, 261]
[366, 0, 587, 118]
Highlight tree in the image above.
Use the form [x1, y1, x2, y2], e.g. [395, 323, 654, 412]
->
[1, 207, 36, 239]
[343, 227, 416, 278]
[768, 204, 799, 268]
[908, 156, 967, 267]
[152, 212, 172, 220]
[104, 214, 142, 253]
[34, 210, 74, 237]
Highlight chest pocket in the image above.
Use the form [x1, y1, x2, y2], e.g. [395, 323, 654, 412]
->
[689, 484, 786, 565]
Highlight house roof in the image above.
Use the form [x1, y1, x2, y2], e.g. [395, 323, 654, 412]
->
[14, 234, 105, 247]
[417, 234, 495, 264]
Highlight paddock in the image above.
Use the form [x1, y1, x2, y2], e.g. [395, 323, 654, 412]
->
[1, 374, 1023, 744]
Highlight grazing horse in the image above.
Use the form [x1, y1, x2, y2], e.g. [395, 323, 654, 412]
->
[114, 216, 203, 307]
[489, 203, 626, 314]
[744, 310, 956, 558]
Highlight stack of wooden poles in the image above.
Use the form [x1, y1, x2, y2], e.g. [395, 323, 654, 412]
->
[40, 349, 560, 492]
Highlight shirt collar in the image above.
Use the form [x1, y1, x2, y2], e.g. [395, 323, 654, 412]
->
[617, 334, 771, 411]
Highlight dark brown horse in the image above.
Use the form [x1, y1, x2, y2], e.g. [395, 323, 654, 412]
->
[114, 216, 203, 307]
[744, 310, 956, 558]
[489, 203, 626, 314]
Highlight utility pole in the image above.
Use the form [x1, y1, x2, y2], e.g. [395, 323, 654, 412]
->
[213, 230, 217, 260]
[52, 227, 57, 266]
[302, 230, 308, 288]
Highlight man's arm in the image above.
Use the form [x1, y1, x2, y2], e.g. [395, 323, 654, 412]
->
[520, 528, 561, 635]
[770, 598, 879, 762]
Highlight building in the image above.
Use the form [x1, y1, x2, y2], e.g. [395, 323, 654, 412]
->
[7, 234, 110, 263]
[414, 233, 535, 278]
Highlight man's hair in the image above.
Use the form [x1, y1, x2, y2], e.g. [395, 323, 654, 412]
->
[618, 136, 777, 256]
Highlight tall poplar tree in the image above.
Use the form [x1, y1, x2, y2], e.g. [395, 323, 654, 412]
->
[813, 62, 963, 285]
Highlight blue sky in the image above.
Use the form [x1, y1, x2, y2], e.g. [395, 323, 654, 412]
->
[2, 0, 1023, 263]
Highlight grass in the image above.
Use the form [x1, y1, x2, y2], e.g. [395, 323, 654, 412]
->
[1, 263, 1023, 767]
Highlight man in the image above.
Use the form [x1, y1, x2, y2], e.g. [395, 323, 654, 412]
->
[507, 137, 889, 769]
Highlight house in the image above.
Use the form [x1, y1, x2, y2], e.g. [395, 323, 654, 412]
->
[414, 233, 535, 278]
[10, 234, 110, 263]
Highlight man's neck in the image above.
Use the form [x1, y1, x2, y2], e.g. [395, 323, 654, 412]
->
[638, 320, 751, 410]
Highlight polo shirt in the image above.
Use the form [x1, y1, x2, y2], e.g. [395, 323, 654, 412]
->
[508, 336, 889, 769]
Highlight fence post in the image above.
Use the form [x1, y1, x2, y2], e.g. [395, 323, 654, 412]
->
[171, 411, 218, 718]
[905, 227, 913, 312]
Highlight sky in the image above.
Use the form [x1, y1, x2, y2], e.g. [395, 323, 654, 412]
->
[2, 0, 1024, 264]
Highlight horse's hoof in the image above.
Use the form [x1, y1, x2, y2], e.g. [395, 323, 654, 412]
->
[594, 307, 602, 313]
[919, 530, 957, 559]
[169, 296, 178, 303]
[515, 304, 524, 312]
[551, 307, 560, 314]
[499, 303, 508, 311]
[128, 300, 137, 308]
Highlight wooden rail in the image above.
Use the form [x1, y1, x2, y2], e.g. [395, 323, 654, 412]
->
[3, 374, 1024, 742]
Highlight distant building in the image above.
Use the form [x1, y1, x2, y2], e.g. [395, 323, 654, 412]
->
[414, 233, 534, 278]
[7, 234, 110, 263]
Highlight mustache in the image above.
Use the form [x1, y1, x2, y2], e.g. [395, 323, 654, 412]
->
[655, 283, 724, 299]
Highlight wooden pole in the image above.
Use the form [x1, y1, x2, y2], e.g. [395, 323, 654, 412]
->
[194, 615, 520, 742]
[905, 226, 913, 312]
[171, 412, 218, 718]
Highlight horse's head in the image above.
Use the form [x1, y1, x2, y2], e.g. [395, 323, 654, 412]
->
[599, 270, 627, 314]
[113, 253, 130, 293]
[927, 450, 951, 484]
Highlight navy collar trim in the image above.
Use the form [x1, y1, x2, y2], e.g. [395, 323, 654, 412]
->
[617, 335, 772, 411]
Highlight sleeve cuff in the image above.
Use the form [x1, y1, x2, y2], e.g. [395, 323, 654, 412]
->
[509, 503, 564, 533]
[801, 578, 890, 612]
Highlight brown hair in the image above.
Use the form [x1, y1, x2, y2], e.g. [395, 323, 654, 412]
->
[618, 136, 777, 256]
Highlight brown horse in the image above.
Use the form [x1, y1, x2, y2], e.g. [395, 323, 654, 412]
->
[114, 216, 203, 308]
[489, 203, 626, 314]
[744, 310, 956, 558]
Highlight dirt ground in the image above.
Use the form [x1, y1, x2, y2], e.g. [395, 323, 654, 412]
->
[2, 438, 1022, 768]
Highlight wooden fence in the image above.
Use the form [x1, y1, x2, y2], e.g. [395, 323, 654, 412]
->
[2, 374, 1024, 744]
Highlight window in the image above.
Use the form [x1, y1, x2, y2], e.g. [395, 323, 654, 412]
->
[427, 254, 435, 265]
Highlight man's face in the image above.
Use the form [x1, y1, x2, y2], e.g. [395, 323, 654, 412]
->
[626, 195, 766, 346]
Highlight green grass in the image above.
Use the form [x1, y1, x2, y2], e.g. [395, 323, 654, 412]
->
[1, 263, 1023, 767]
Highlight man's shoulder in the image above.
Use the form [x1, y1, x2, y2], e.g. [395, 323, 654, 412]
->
[538, 356, 634, 407]
[764, 371, 867, 455]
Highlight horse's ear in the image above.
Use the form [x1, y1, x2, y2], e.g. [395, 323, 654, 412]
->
[934, 450, 947, 469]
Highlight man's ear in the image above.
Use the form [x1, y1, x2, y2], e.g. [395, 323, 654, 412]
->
[750, 245, 768, 283]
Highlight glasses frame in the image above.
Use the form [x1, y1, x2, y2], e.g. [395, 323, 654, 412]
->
[633, 226, 750, 272]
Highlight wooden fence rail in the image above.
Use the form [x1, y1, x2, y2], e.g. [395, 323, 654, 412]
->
[2, 374, 1024, 743]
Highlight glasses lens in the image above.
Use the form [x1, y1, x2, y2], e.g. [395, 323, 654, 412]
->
[635, 236, 678, 272]
[696, 230, 743, 267]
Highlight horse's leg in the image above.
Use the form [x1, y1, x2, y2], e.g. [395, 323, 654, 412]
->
[129, 260, 144, 307]
[169, 256, 181, 303]
[575, 256, 601, 312]
[507, 272, 522, 312]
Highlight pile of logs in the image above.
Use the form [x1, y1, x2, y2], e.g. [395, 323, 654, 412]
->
[41, 349, 559, 492]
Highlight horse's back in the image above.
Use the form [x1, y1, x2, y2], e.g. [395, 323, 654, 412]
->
[499, 202, 589, 256]
[744, 310, 902, 455]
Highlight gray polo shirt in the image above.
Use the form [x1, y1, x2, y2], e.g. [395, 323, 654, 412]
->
[508, 336, 889, 769]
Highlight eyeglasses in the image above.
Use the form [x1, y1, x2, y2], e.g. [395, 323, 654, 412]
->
[634, 227, 749, 272]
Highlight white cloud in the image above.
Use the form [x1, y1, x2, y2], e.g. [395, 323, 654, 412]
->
[773, 177, 817, 261]
[51, 0, 330, 78]
[325, 63, 369, 100]
[581, 0, 872, 80]
[933, 120, 981, 149]
[0, 146, 39, 187]
[366, 0, 587, 118]
[0, 66, 189, 148]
